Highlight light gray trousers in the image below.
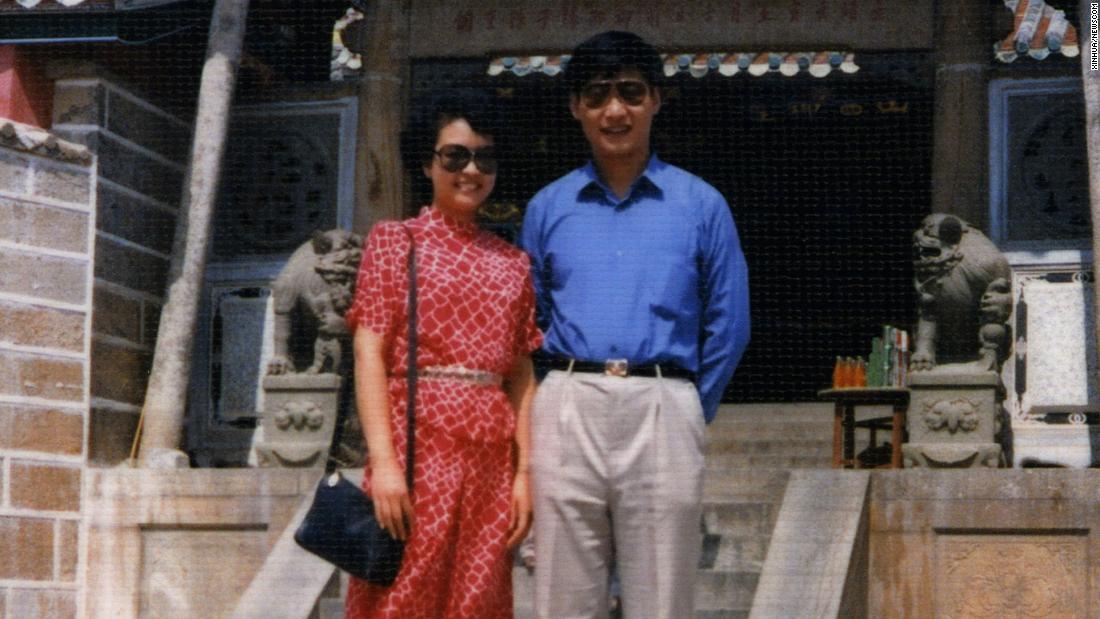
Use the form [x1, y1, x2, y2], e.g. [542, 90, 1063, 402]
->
[531, 369, 705, 619]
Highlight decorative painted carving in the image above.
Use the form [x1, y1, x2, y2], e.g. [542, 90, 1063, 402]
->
[995, 0, 1079, 63]
[252, 374, 341, 468]
[904, 372, 1003, 468]
[272, 400, 325, 432]
[938, 536, 1085, 618]
[921, 398, 980, 434]
[911, 215, 1013, 374]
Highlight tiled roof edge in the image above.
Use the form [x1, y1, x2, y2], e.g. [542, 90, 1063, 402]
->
[0, 119, 93, 165]
[995, 0, 1080, 63]
[488, 52, 859, 78]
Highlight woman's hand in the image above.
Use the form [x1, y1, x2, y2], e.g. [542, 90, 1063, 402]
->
[371, 459, 414, 541]
[506, 469, 533, 549]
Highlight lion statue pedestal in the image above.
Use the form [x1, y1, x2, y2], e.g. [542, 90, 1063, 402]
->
[904, 214, 1011, 468]
[253, 374, 341, 468]
[902, 370, 1003, 468]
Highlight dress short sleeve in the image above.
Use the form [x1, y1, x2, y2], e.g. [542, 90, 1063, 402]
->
[345, 221, 406, 344]
[513, 264, 544, 358]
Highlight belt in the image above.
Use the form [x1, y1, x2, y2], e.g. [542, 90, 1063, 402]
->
[547, 356, 697, 383]
[417, 365, 502, 387]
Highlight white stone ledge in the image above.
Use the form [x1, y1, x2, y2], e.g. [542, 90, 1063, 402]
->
[0, 394, 87, 411]
[84, 468, 325, 499]
[89, 397, 140, 413]
[95, 231, 170, 261]
[0, 292, 86, 314]
[0, 239, 90, 263]
[0, 505, 83, 520]
[0, 342, 86, 362]
[0, 450, 83, 466]
[0, 579, 80, 590]
[59, 125, 186, 173]
[92, 278, 162, 305]
[89, 333, 147, 353]
[96, 177, 177, 214]
[0, 188, 94, 215]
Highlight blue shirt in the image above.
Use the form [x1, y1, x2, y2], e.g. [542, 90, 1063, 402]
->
[520, 155, 750, 422]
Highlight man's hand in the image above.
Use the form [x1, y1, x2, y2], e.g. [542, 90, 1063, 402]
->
[370, 460, 414, 541]
[506, 470, 533, 549]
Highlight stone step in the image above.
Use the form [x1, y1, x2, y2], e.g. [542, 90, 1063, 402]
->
[705, 420, 833, 443]
[702, 469, 790, 502]
[694, 570, 758, 613]
[706, 453, 833, 469]
[702, 469, 789, 501]
[712, 402, 834, 425]
[706, 437, 833, 458]
[315, 597, 344, 619]
[702, 500, 778, 539]
[696, 611, 749, 619]
[704, 531, 771, 574]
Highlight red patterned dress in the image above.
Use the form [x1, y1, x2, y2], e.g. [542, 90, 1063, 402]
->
[344, 207, 542, 619]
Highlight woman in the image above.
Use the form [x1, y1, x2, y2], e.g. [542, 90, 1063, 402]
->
[344, 89, 540, 619]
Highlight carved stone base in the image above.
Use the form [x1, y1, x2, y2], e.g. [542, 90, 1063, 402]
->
[251, 373, 341, 468]
[902, 443, 1002, 468]
[905, 368, 1003, 468]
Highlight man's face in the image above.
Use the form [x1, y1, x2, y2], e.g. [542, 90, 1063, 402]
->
[570, 69, 661, 163]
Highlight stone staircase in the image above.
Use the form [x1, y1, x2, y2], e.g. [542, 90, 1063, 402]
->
[694, 402, 835, 619]
[303, 402, 847, 618]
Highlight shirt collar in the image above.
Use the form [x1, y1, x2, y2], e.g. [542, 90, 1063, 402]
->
[577, 154, 666, 205]
[421, 205, 479, 238]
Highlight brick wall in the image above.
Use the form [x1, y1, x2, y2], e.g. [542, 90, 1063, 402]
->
[51, 78, 191, 465]
[0, 121, 94, 619]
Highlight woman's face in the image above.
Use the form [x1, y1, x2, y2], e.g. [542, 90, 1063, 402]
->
[425, 118, 495, 220]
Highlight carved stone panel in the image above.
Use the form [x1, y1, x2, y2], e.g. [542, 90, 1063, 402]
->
[936, 534, 1086, 619]
[140, 528, 268, 619]
[1013, 271, 1097, 420]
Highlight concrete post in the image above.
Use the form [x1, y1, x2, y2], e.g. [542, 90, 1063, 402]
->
[351, 0, 410, 231]
[1080, 0, 1100, 409]
[931, 1, 991, 229]
[138, 0, 250, 467]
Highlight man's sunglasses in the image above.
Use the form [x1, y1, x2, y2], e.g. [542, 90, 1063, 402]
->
[433, 145, 498, 174]
[579, 79, 650, 108]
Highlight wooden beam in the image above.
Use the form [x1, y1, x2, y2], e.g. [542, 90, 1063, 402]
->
[352, 0, 410, 231]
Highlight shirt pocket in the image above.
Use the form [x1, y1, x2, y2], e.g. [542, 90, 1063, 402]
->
[651, 258, 699, 320]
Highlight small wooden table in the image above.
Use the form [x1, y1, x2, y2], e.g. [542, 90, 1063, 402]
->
[817, 388, 910, 469]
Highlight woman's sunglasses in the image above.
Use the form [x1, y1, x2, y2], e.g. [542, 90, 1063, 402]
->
[579, 79, 650, 108]
[433, 145, 498, 174]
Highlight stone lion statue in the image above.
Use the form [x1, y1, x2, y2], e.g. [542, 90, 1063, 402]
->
[910, 214, 1012, 373]
[266, 229, 363, 375]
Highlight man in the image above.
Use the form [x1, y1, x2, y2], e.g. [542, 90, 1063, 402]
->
[519, 31, 751, 619]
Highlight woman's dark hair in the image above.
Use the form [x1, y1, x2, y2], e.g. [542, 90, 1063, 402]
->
[564, 31, 662, 95]
[400, 87, 502, 174]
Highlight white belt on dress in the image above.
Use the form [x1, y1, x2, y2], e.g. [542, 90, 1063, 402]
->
[418, 365, 503, 387]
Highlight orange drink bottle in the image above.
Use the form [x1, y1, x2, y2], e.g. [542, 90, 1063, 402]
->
[841, 357, 854, 388]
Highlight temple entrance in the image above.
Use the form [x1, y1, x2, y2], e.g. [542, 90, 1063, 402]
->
[413, 52, 933, 402]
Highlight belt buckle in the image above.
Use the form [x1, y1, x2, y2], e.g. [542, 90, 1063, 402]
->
[604, 359, 629, 377]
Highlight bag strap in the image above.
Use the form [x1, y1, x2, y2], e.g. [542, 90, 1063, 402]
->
[401, 224, 417, 492]
[324, 223, 417, 492]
